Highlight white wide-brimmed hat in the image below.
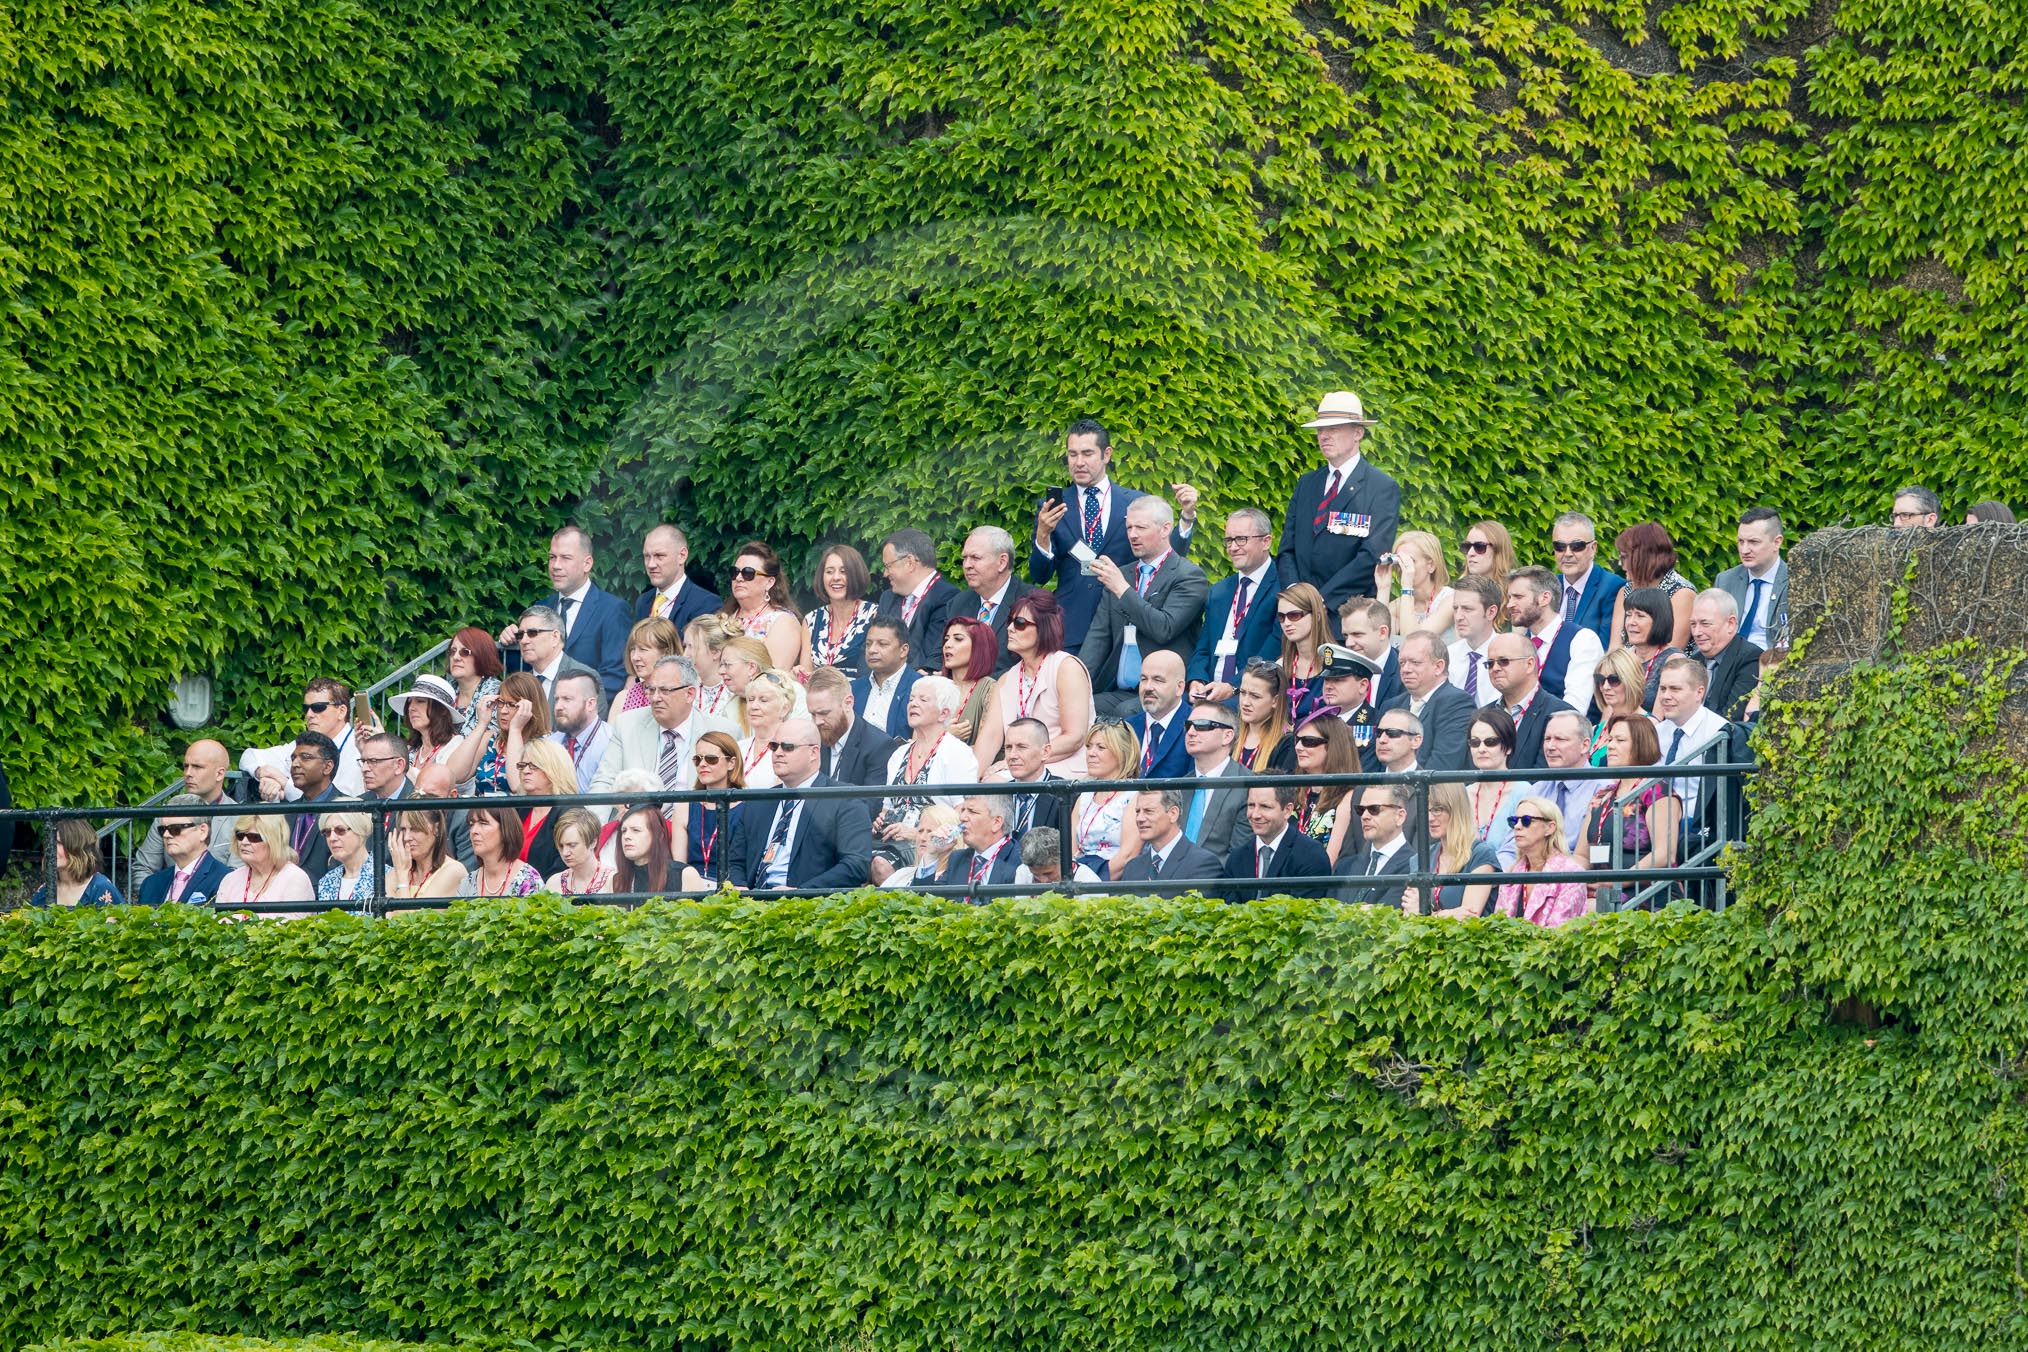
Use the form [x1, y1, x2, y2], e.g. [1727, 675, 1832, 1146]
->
[389, 673, 460, 719]
[1301, 391, 1378, 428]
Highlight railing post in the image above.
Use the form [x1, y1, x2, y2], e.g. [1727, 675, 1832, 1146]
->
[42, 811, 59, 906]
[1411, 770, 1431, 916]
[1056, 780, 1076, 894]
[714, 791, 732, 892]
[369, 799, 388, 919]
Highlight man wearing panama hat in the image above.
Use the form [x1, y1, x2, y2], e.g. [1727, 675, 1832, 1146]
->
[1276, 391, 1401, 639]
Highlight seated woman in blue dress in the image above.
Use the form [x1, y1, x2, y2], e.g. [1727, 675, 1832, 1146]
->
[31, 819, 126, 907]
[680, 730, 747, 891]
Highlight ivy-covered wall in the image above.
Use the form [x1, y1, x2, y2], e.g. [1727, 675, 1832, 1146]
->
[6, 0, 2026, 803]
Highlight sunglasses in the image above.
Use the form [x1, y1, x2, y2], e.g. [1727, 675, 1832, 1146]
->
[1462, 540, 1492, 554]
[158, 822, 201, 837]
[691, 752, 726, 766]
[1356, 803, 1400, 816]
[1507, 814, 1546, 828]
[1551, 540, 1594, 553]
[234, 831, 265, 844]
[449, 644, 474, 658]
[321, 824, 353, 836]
[1376, 727, 1415, 739]
[1276, 610, 1307, 622]
[1598, 673, 1624, 687]
[729, 565, 773, 582]
[1185, 719, 1235, 733]
[303, 701, 339, 715]
[1468, 736, 1504, 749]
[518, 627, 556, 639]
[1007, 616, 1036, 631]
[1292, 733, 1329, 749]
[1485, 656, 1528, 669]
[767, 740, 817, 753]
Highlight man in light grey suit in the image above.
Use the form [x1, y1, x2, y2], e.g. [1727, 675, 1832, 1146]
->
[588, 655, 737, 819]
[1713, 507, 1788, 651]
[1080, 496, 1210, 717]
[1117, 789, 1225, 897]
[1179, 700, 1248, 859]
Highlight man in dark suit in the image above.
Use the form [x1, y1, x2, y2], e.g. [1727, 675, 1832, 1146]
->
[939, 794, 1022, 901]
[1486, 633, 1574, 772]
[287, 732, 343, 881]
[136, 796, 233, 906]
[1714, 507, 1788, 651]
[1549, 511, 1626, 647]
[850, 618, 919, 739]
[633, 524, 720, 630]
[1222, 784, 1334, 903]
[1116, 790, 1225, 897]
[1002, 719, 1069, 839]
[729, 719, 874, 892]
[951, 526, 1036, 675]
[1334, 783, 1416, 908]
[1277, 392, 1401, 638]
[1339, 599, 1401, 710]
[1690, 589, 1764, 721]
[807, 669, 903, 787]
[877, 528, 962, 672]
[1187, 508, 1280, 705]
[501, 526, 633, 700]
[1125, 651, 1192, 778]
[1383, 633, 1475, 772]
[1027, 417, 1195, 650]
[1079, 497, 1209, 716]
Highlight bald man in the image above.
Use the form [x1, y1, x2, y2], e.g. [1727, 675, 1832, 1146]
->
[729, 716, 874, 892]
[1127, 650, 1193, 778]
[634, 524, 720, 629]
[1485, 632, 1573, 772]
[134, 739, 238, 873]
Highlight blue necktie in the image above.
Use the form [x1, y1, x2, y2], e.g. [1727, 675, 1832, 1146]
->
[1746, 577, 1766, 643]
[1185, 788, 1209, 841]
[1083, 487, 1102, 548]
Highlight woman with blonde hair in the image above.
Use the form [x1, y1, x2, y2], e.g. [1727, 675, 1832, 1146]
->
[1381, 529, 1455, 644]
[1071, 719, 1145, 878]
[736, 669, 801, 789]
[514, 739, 579, 879]
[1587, 647, 1650, 759]
[1401, 782, 1500, 917]
[314, 811, 379, 908]
[685, 614, 743, 720]
[545, 808, 610, 896]
[1495, 797, 1589, 927]
[719, 636, 776, 714]
[217, 814, 315, 908]
[907, 804, 963, 886]
[616, 616, 682, 715]
[1274, 582, 1332, 717]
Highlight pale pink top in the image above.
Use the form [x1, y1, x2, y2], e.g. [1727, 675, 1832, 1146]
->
[994, 650, 1088, 777]
[1495, 853, 1590, 928]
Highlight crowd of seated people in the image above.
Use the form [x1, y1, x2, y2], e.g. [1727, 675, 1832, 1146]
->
[34, 392, 1997, 929]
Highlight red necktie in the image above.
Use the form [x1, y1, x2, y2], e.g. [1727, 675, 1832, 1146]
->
[1311, 470, 1341, 534]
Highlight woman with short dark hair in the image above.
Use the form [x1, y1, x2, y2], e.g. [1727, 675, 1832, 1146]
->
[804, 544, 879, 679]
[461, 805, 543, 898]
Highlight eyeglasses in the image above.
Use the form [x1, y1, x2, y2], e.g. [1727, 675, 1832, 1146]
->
[1184, 719, 1235, 733]
[1890, 510, 1927, 524]
[1467, 736, 1505, 749]
[1292, 733, 1328, 749]
[234, 831, 265, 844]
[729, 565, 773, 582]
[1507, 814, 1545, 828]
[1375, 727, 1415, 739]
[646, 684, 693, 696]
[1356, 803, 1400, 816]
[1485, 655, 1528, 669]
[303, 701, 339, 715]
[514, 761, 538, 772]
[360, 754, 407, 766]
[518, 627, 556, 639]
[1276, 610, 1306, 622]
[1007, 616, 1036, 631]
[159, 822, 200, 837]
[767, 740, 817, 753]
[1462, 540, 1492, 554]
[1551, 539, 1594, 553]
[449, 644, 474, 658]
[691, 752, 726, 766]
[1223, 533, 1267, 546]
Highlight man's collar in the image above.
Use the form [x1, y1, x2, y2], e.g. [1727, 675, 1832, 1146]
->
[1259, 825, 1289, 853]
[870, 667, 904, 688]
[560, 580, 591, 604]
[1749, 559, 1782, 581]
[537, 654, 563, 679]
[905, 571, 938, 602]
[982, 578, 1012, 607]
[1194, 757, 1230, 776]
[785, 771, 819, 791]
[1239, 558, 1273, 586]
[1532, 613, 1563, 643]
[1370, 833, 1405, 859]
[1147, 831, 1180, 861]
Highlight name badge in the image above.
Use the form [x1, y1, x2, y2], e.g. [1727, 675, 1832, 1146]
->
[1590, 844, 1611, 865]
[1121, 625, 1138, 647]
[1214, 637, 1238, 657]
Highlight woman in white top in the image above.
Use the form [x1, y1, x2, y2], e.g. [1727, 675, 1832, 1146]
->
[736, 669, 798, 790]
[390, 674, 464, 778]
[1382, 529, 1456, 645]
[1071, 720, 1144, 880]
[684, 614, 743, 722]
[970, 591, 1092, 778]
[217, 814, 317, 910]
[721, 540, 802, 669]
[869, 675, 981, 884]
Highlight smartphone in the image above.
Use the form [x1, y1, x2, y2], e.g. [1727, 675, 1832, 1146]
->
[1041, 487, 1066, 512]
[352, 693, 377, 727]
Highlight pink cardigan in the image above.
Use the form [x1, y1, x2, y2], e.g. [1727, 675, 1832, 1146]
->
[1495, 853, 1590, 927]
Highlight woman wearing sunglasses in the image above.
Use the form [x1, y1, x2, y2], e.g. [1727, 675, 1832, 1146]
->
[1494, 798, 1589, 927]
[1586, 648, 1650, 759]
[445, 626, 504, 737]
[217, 814, 316, 910]
[1459, 521, 1517, 627]
[1464, 707, 1530, 866]
[1274, 583, 1333, 720]
[1584, 714, 1680, 911]
[680, 731, 746, 890]
[313, 812, 378, 910]
[970, 591, 1092, 778]
[720, 540, 802, 670]
[1288, 712, 1359, 865]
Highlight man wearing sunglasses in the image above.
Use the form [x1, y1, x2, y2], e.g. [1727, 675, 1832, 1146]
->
[513, 605, 605, 717]
[1180, 701, 1247, 857]
[1484, 632, 1573, 771]
[1548, 512, 1624, 646]
[136, 793, 233, 907]
[728, 718, 873, 893]
[1277, 391, 1401, 639]
[1333, 783, 1415, 908]
[244, 679, 364, 803]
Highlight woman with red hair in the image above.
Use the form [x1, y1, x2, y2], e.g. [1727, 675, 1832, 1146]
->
[939, 615, 1000, 744]
[1609, 522, 1695, 649]
[446, 626, 503, 737]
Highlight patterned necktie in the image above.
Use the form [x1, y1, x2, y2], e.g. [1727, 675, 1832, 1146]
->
[1015, 794, 1035, 835]
[978, 598, 996, 624]
[1220, 576, 1254, 684]
[659, 729, 684, 790]
[1083, 486, 1102, 548]
[1564, 583, 1580, 619]
[1465, 649, 1482, 701]
[969, 852, 988, 885]
[763, 803, 797, 883]
[1143, 722, 1161, 772]
[1311, 470, 1341, 534]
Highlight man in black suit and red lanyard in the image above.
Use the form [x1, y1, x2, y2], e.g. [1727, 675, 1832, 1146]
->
[1276, 392, 1401, 639]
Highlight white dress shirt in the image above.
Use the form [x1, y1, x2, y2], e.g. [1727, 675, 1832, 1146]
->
[760, 771, 819, 888]
[1218, 560, 1274, 653]
[557, 580, 592, 638]
[647, 577, 688, 620]
[1448, 637, 1497, 705]
[862, 670, 906, 731]
[1530, 613, 1604, 715]
[1740, 562, 1782, 647]
[1654, 706, 1730, 814]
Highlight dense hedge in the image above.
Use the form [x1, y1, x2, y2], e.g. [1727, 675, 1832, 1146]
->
[3, 632, 2027, 1347]
[30, 1339, 412, 1352]
[7, 0, 2027, 802]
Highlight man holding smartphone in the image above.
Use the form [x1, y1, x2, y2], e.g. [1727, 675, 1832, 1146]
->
[1027, 417, 1196, 651]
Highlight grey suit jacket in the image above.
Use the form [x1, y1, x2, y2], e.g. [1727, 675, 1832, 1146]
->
[1714, 561, 1787, 647]
[1078, 554, 1210, 694]
[539, 654, 607, 717]
[1184, 764, 1248, 859]
[1117, 837, 1226, 898]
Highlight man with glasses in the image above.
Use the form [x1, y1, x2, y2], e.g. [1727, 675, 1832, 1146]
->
[1890, 485, 1941, 529]
[134, 739, 237, 873]
[1374, 709, 1423, 776]
[513, 605, 605, 715]
[500, 526, 632, 700]
[951, 526, 1035, 675]
[878, 528, 961, 672]
[1179, 700, 1247, 856]
[247, 679, 364, 801]
[136, 793, 234, 906]
[729, 717, 873, 892]
[1333, 783, 1415, 907]
[589, 655, 735, 818]
[1187, 508, 1280, 705]
[1548, 512, 1624, 645]
[1485, 632, 1573, 771]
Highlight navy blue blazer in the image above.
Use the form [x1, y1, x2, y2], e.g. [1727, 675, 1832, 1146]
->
[1026, 482, 1196, 650]
[728, 776, 874, 892]
[633, 579, 722, 632]
[850, 667, 921, 740]
[1220, 829, 1334, 903]
[1565, 565, 1626, 647]
[876, 575, 964, 673]
[137, 853, 231, 907]
[509, 584, 634, 699]
[1275, 456, 1401, 629]
[1126, 708, 1193, 779]
[938, 842, 1022, 901]
[1187, 565, 1280, 688]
